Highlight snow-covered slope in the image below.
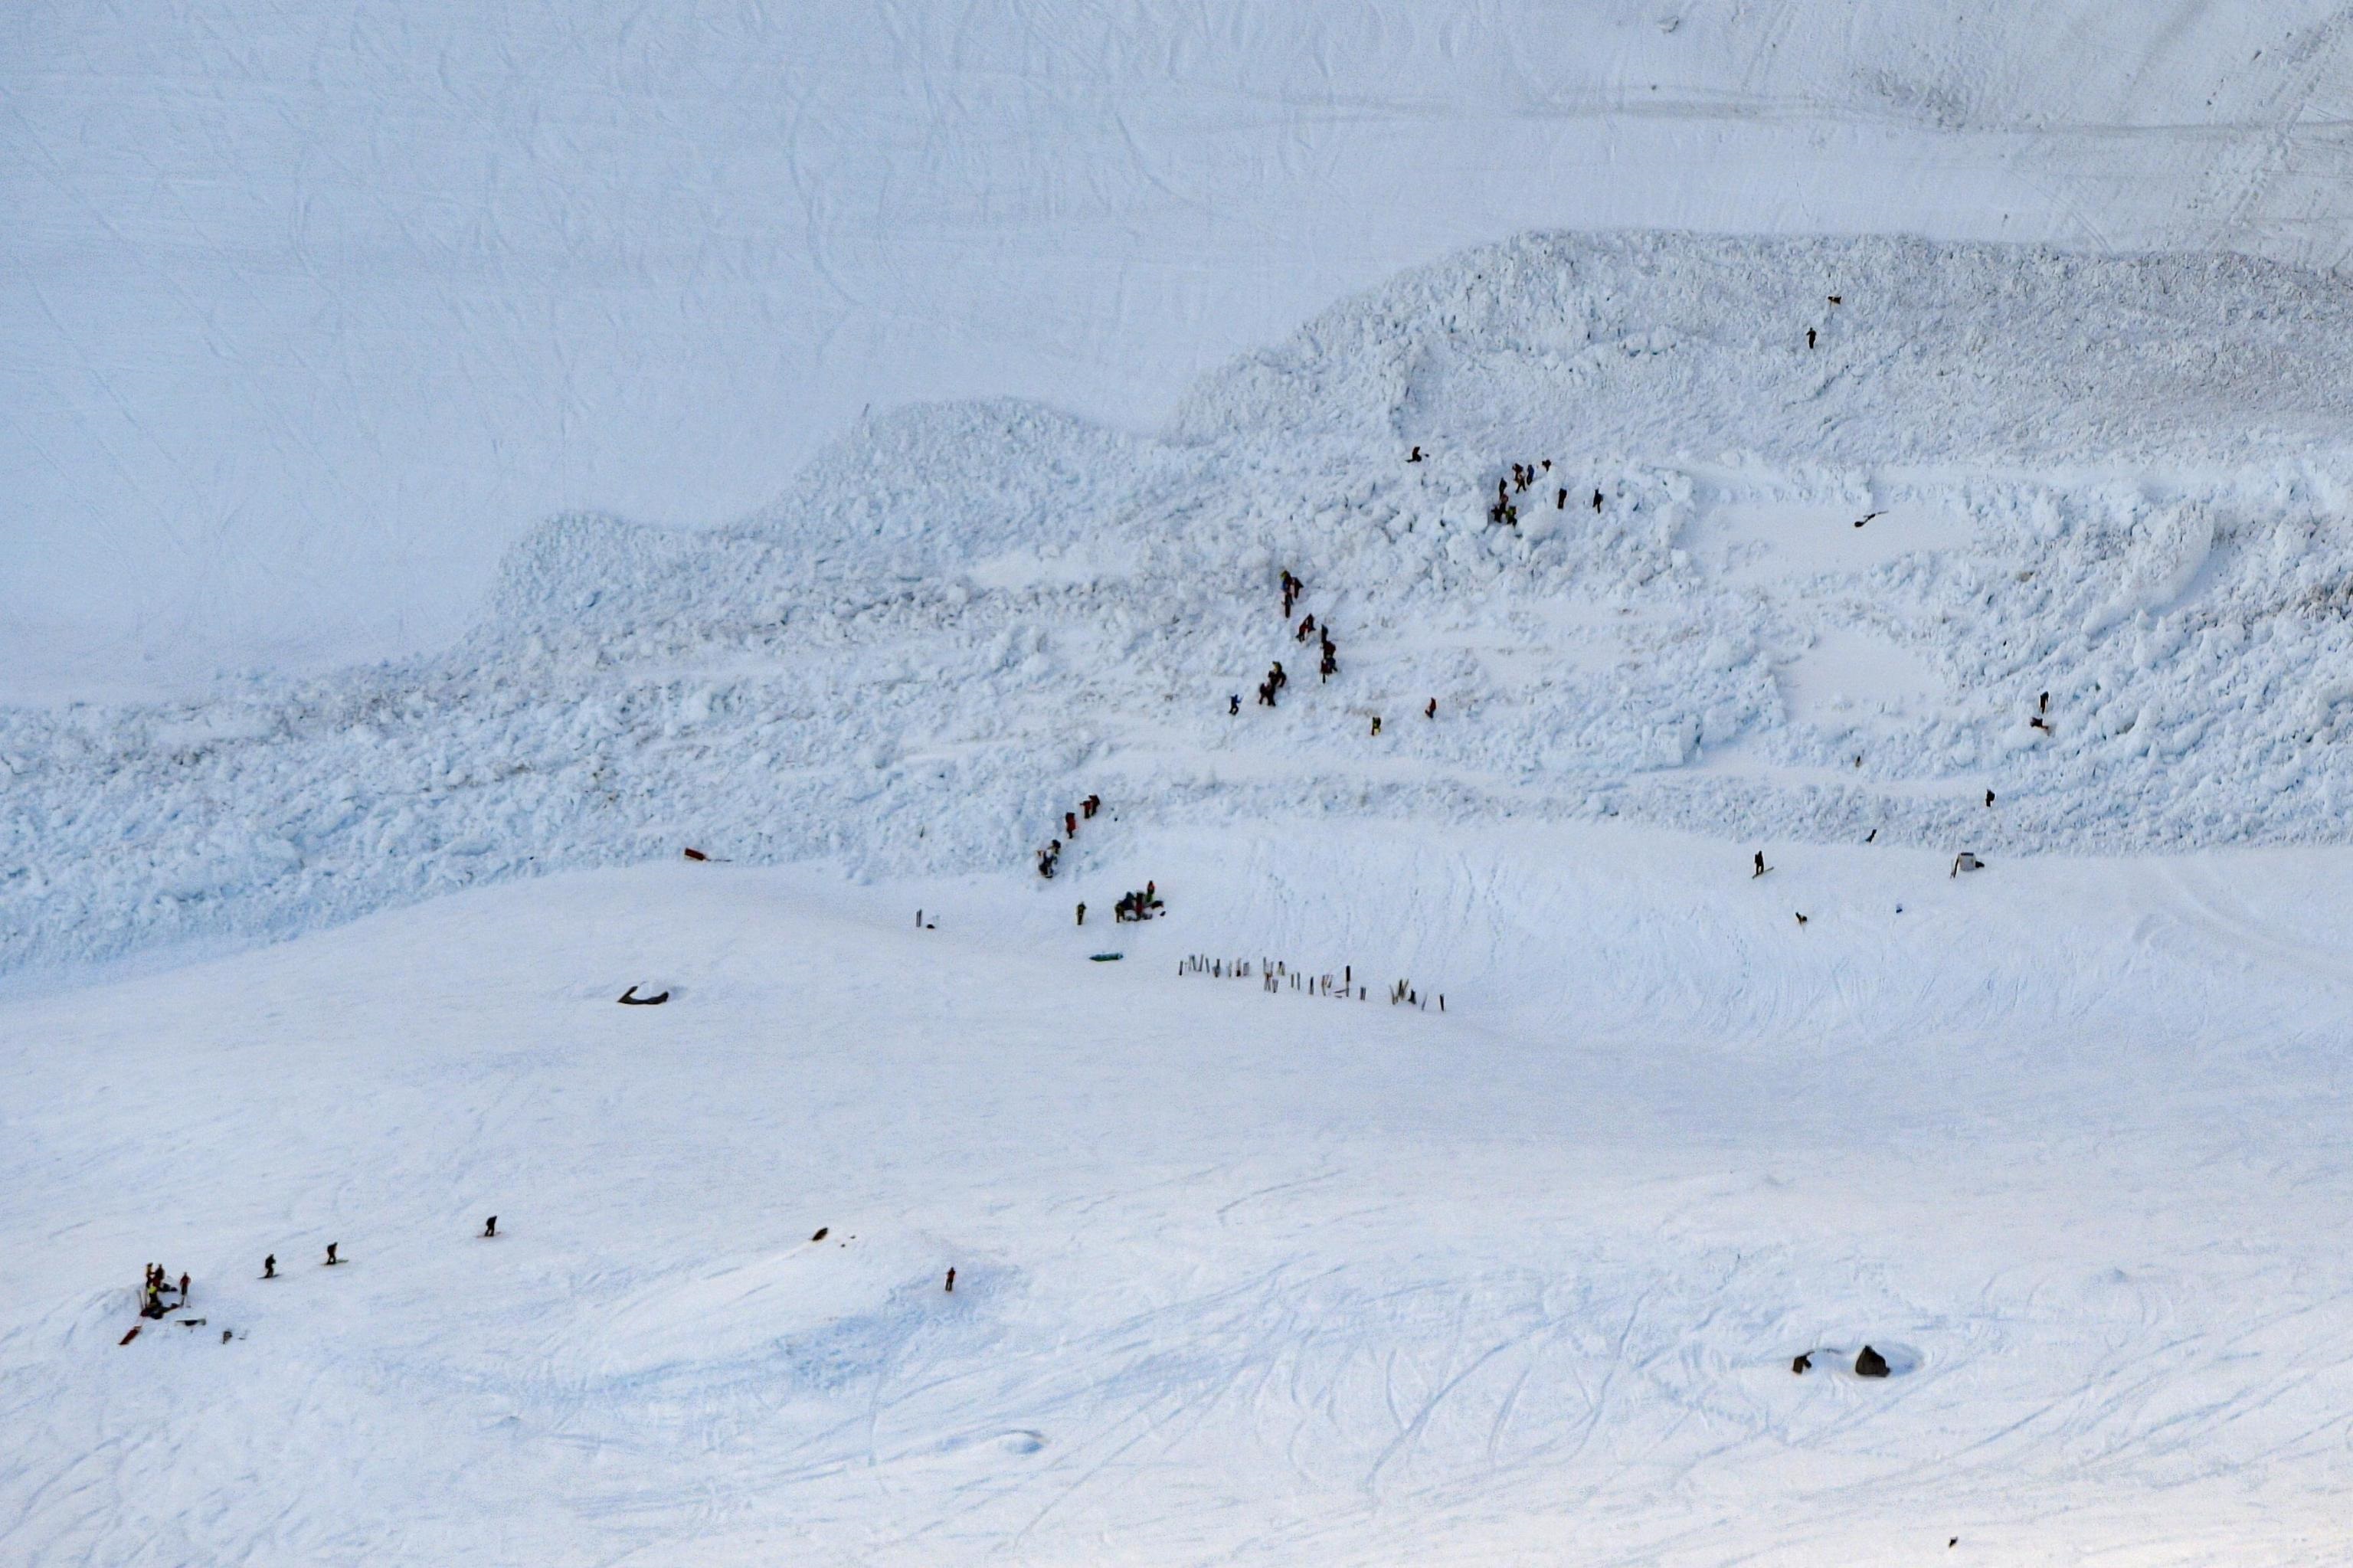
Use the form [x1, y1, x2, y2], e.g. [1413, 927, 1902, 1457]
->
[14, 232, 2353, 980]
[9, 830, 2353, 1564]
[15, 2, 2353, 697]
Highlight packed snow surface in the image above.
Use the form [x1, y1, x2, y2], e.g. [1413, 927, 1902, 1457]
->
[17, 0, 2353, 695]
[8, 830, 2353, 1564]
[16, 233, 2353, 978]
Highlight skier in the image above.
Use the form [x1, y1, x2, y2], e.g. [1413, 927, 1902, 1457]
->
[944, 1267, 956, 1293]
[1065, 810, 1078, 838]
[1269, 660, 1287, 692]
[1806, 327, 1817, 349]
[1229, 694, 1241, 715]
[263, 1255, 276, 1279]
[1425, 698, 1437, 720]
[1296, 614, 1315, 642]
[1075, 902, 1086, 925]
[1985, 789, 1995, 807]
[1408, 446, 1424, 463]
[178, 1272, 190, 1302]
[1592, 489, 1604, 512]
[325, 1242, 340, 1265]
[1556, 487, 1566, 510]
[1752, 851, 1767, 879]
[483, 1216, 497, 1239]
[1083, 794, 1100, 819]
[1370, 715, 1382, 736]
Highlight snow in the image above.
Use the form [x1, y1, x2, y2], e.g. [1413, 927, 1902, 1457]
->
[10, 831, 2353, 1563]
[19, 11, 2353, 1558]
[17, 234, 2353, 977]
[17, 2, 2353, 698]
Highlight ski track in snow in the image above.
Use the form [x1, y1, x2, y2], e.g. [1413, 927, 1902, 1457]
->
[18, 2, 2353, 696]
[7, 834, 2353, 1564]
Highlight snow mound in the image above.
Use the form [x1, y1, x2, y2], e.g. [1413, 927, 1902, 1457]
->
[13, 232, 2353, 977]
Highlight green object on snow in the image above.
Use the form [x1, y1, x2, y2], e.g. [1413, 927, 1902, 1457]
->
[1089, 952, 1124, 963]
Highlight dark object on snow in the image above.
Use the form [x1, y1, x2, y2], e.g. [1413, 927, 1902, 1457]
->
[1792, 1352, 1811, 1374]
[1229, 693, 1241, 715]
[1065, 810, 1078, 837]
[1985, 789, 1995, 807]
[178, 1272, 190, 1301]
[483, 1216, 497, 1239]
[1370, 715, 1382, 736]
[1752, 851, 1768, 878]
[1949, 1540, 1957, 1550]
[682, 847, 709, 862]
[119, 1326, 140, 1346]
[1854, 1345, 1890, 1378]
[1794, 912, 1808, 927]
[811, 1227, 828, 1243]
[1952, 853, 1984, 877]
[1853, 510, 1883, 529]
[1089, 952, 1123, 963]
[263, 1255, 276, 1279]
[1828, 294, 1842, 304]
[1864, 828, 1877, 844]
[1425, 698, 1437, 720]
[2038, 690, 2049, 713]
[617, 986, 670, 1006]
[1075, 902, 1086, 925]
[1556, 486, 1567, 509]
[178, 1317, 207, 1328]
[223, 1329, 234, 1344]
[944, 1268, 956, 1293]
[1408, 446, 1423, 462]
[1592, 488, 1604, 512]
[1806, 327, 1817, 349]
[324, 1243, 340, 1266]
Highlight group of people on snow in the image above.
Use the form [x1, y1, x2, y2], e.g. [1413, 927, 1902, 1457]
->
[139, 1263, 191, 1319]
[1036, 794, 1103, 879]
[1112, 882, 1163, 923]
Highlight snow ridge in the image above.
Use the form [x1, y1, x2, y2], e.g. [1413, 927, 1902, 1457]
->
[13, 232, 2353, 977]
